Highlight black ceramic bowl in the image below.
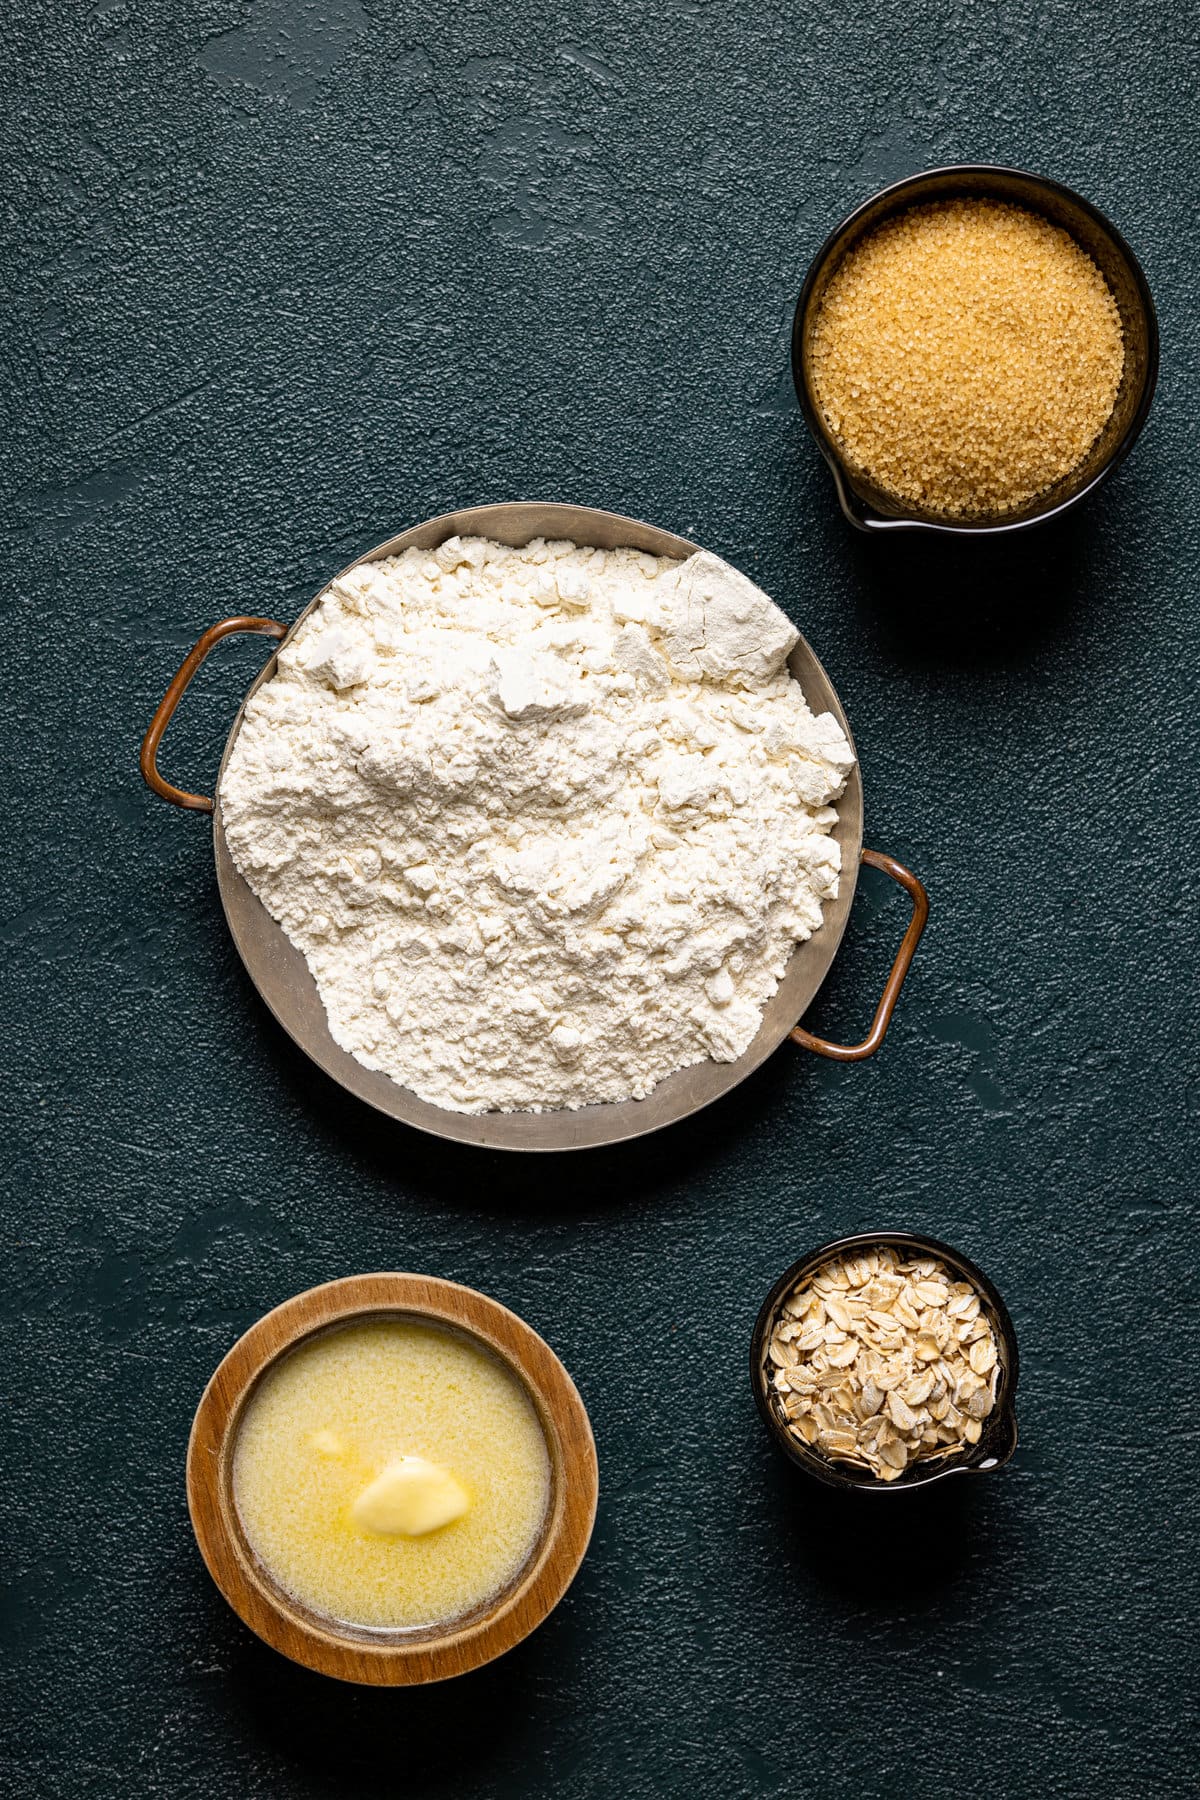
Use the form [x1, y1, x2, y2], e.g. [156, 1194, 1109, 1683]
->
[751, 1230, 1019, 1492]
[792, 164, 1159, 535]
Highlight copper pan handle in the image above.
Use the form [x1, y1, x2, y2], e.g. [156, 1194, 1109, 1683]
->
[790, 848, 928, 1061]
[140, 617, 287, 812]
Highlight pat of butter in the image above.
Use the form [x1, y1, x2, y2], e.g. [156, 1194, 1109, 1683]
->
[351, 1456, 470, 1538]
[308, 1429, 345, 1457]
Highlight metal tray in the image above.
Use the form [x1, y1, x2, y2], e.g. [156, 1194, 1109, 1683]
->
[142, 502, 927, 1151]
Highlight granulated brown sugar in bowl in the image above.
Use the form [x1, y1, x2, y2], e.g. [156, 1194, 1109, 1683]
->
[809, 198, 1125, 518]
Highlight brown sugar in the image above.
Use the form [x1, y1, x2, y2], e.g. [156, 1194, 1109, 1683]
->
[809, 198, 1125, 518]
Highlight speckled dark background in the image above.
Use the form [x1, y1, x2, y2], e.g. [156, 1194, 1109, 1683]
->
[3, 2, 1198, 1795]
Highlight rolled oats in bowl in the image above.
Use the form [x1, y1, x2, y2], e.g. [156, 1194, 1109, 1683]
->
[759, 1241, 1008, 1484]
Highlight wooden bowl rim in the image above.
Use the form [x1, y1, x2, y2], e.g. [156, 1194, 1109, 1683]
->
[187, 1273, 598, 1685]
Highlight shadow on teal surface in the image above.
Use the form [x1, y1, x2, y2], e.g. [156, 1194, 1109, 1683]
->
[760, 1439, 986, 1603]
[216, 1576, 592, 1796]
[834, 464, 1162, 670]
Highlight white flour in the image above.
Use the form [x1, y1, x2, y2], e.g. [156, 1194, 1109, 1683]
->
[219, 537, 855, 1113]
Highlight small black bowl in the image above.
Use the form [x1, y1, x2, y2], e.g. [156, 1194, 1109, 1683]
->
[751, 1230, 1019, 1492]
[792, 164, 1159, 536]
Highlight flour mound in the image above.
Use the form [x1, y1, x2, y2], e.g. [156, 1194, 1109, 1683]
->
[219, 537, 855, 1114]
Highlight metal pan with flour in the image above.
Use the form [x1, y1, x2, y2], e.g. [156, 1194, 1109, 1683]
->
[141, 502, 927, 1151]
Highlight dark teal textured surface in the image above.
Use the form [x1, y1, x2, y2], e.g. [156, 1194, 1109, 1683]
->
[2, 3, 1198, 1795]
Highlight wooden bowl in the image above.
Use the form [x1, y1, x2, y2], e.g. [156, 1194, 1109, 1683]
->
[187, 1273, 598, 1684]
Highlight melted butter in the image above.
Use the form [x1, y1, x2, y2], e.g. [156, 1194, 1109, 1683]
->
[233, 1319, 550, 1630]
